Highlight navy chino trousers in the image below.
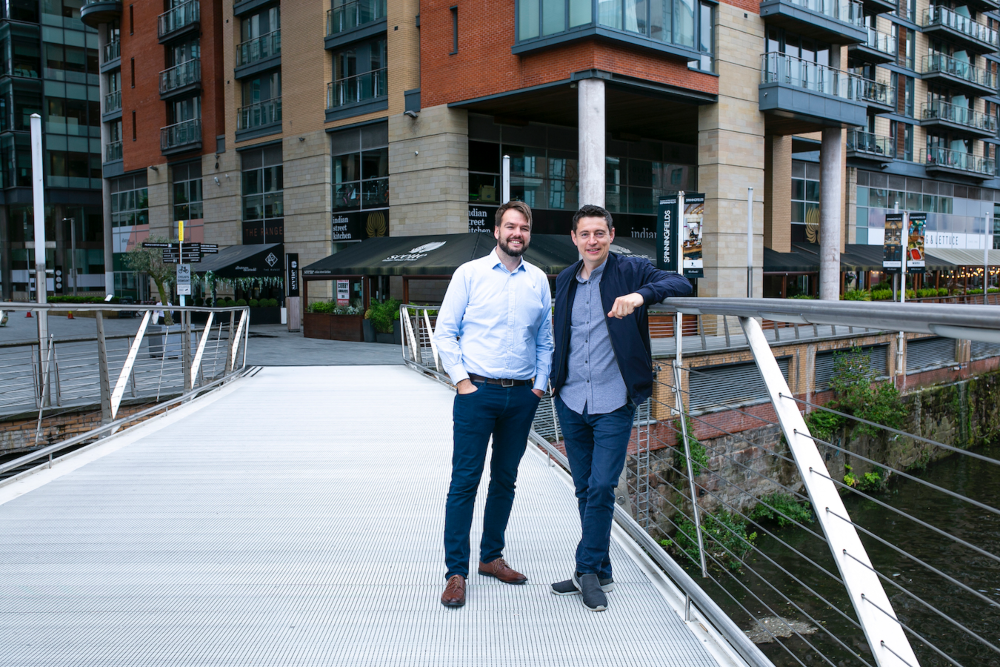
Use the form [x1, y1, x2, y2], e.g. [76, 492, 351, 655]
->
[555, 395, 636, 580]
[444, 381, 541, 580]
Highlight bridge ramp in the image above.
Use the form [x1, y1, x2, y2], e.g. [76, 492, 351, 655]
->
[0, 366, 727, 667]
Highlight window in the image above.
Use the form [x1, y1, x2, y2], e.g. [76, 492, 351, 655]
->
[892, 73, 914, 117]
[172, 162, 203, 222]
[111, 173, 150, 298]
[895, 26, 914, 70]
[450, 6, 458, 53]
[332, 133, 389, 213]
[131, 110, 136, 140]
[329, 39, 386, 108]
[46, 97, 99, 137]
[130, 56, 135, 87]
[238, 7, 280, 65]
[47, 151, 100, 187]
[241, 143, 283, 244]
[238, 72, 280, 129]
[129, 4, 133, 34]
[790, 160, 820, 243]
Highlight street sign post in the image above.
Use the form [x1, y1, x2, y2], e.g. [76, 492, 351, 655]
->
[177, 264, 192, 296]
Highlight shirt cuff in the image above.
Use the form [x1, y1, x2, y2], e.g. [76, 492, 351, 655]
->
[533, 375, 549, 393]
[448, 367, 470, 386]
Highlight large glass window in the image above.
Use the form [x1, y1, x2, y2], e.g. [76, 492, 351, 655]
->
[791, 160, 820, 243]
[241, 143, 283, 244]
[172, 162, 203, 222]
[329, 39, 386, 108]
[110, 173, 150, 282]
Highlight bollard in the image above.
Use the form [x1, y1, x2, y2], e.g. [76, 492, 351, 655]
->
[67, 311, 74, 319]
[26, 310, 32, 317]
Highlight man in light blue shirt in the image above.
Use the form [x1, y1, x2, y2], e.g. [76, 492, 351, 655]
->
[433, 200, 553, 609]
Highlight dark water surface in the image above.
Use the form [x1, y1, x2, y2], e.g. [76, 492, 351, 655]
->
[690, 444, 1000, 667]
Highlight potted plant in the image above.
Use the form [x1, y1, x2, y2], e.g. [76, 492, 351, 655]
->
[303, 300, 365, 341]
[368, 298, 401, 344]
[363, 308, 376, 343]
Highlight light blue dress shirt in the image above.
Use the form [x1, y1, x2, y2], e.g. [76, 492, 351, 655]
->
[434, 248, 553, 392]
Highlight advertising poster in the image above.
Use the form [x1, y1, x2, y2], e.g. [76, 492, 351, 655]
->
[336, 279, 350, 306]
[682, 193, 705, 279]
[883, 212, 904, 270]
[907, 212, 926, 274]
[286, 253, 300, 297]
[656, 196, 679, 273]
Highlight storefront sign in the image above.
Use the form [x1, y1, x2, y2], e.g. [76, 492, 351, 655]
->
[331, 210, 388, 241]
[286, 253, 300, 297]
[336, 279, 350, 306]
[906, 213, 926, 273]
[656, 196, 679, 272]
[242, 219, 285, 245]
[681, 193, 705, 279]
[883, 212, 904, 270]
[469, 205, 496, 234]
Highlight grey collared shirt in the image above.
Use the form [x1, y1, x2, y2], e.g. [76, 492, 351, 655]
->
[559, 259, 628, 415]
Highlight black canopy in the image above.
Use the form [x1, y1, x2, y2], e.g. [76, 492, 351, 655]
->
[763, 242, 959, 273]
[194, 243, 284, 278]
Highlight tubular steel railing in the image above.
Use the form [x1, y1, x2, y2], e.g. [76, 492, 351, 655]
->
[405, 297, 1000, 667]
[0, 304, 249, 480]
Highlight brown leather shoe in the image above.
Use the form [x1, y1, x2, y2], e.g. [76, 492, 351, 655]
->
[478, 558, 528, 585]
[441, 575, 466, 608]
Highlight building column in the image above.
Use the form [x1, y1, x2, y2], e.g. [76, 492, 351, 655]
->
[764, 134, 792, 253]
[96, 27, 113, 296]
[819, 128, 842, 300]
[578, 78, 605, 208]
[0, 206, 10, 300]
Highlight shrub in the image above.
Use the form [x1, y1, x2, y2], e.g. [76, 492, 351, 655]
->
[905, 288, 916, 299]
[661, 511, 757, 572]
[749, 493, 815, 528]
[841, 289, 869, 301]
[194, 297, 204, 306]
[844, 464, 889, 492]
[310, 301, 335, 313]
[916, 288, 938, 298]
[368, 298, 401, 333]
[871, 289, 893, 301]
[829, 347, 907, 439]
[805, 408, 846, 442]
[249, 299, 259, 308]
[789, 294, 815, 299]
[673, 415, 708, 476]
[968, 288, 983, 295]
[235, 299, 247, 307]
[268, 298, 279, 307]
[871, 281, 892, 292]
[938, 287, 949, 296]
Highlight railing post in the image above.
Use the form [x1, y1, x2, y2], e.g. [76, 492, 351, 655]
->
[226, 310, 236, 374]
[95, 311, 113, 426]
[673, 360, 708, 578]
[182, 309, 192, 392]
[739, 315, 919, 667]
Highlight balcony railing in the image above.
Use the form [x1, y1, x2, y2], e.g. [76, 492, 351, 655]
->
[921, 146, 995, 175]
[237, 98, 282, 130]
[103, 39, 119, 63]
[159, 58, 201, 95]
[761, 52, 867, 100]
[922, 53, 998, 90]
[326, 0, 386, 36]
[105, 140, 122, 162]
[849, 75, 893, 106]
[104, 89, 121, 114]
[862, 27, 896, 56]
[923, 6, 999, 49]
[326, 68, 387, 109]
[160, 118, 201, 151]
[158, 0, 199, 39]
[236, 30, 281, 67]
[784, 0, 864, 26]
[921, 100, 998, 133]
[846, 129, 895, 158]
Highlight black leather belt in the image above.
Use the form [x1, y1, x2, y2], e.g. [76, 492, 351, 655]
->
[468, 373, 532, 387]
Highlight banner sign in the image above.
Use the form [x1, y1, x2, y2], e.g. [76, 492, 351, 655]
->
[286, 253, 300, 297]
[907, 212, 926, 274]
[656, 196, 679, 272]
[176, 264, 191, 296]
[336, 279, 350, 306]
[883, 212, 904, 270]
[469, 205, 495, 234]
[682, 193, 705, 279]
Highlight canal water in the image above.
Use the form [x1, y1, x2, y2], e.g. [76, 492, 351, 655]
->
[690, 443, 1000, 667]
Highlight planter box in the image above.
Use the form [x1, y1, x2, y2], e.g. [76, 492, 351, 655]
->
[250, 306, 281, 325]
[363, 319, 376, 343]
[303, 312, 364, 341]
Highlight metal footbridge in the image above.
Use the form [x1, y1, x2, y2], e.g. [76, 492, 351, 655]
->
[3, 300, 1000, 667]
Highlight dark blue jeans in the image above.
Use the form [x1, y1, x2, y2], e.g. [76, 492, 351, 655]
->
[555, 395, 636, 579]
[444, 381, 541, 580]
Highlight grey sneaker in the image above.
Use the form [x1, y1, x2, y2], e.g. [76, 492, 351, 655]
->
[574, 572, 608, 612]
[551, 575, 615, 595]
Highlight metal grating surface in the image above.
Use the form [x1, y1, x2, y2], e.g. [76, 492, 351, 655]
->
[0, 366, 722, 667]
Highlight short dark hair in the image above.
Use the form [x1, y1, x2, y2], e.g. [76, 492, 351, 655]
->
[495, 201, 532, 229]
[572, 205, 613, 232]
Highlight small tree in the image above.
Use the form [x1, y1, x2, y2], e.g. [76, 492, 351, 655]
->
[123, 235, 175, 325]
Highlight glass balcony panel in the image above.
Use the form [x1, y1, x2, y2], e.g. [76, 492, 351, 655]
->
[864, 27, 896, 56]
[761, 52, 856, 99]
[923, 6, 999, 49]
[921, 100, 998, 133]
[922, 53, 998, 90]
[326, 69, 387, 108]
[160, 118, 201, 151]
[104, 89, 121, 114]
[326, 0, 386, 35]
[846, 129, 895, 158]
[159, 58, 201, 94]
[236, 30, 280, 67]
[237, 97, 282, 130]
[105, 140, 122, 162]
[158, 0, 199, 38]
[103, 39, 119, 63]
[921, 146, 995, 175]
[784, 0, 864, 26]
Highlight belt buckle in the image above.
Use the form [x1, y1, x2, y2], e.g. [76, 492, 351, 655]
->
[501, 378, 514, 388]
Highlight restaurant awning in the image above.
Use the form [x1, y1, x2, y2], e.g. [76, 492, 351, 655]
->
[923, 248, 1000, 267]
[764, 243, 960, 272]
[194, 243, 284, 278]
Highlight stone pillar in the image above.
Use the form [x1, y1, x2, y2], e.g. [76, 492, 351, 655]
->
[819, 127, 842, 300]
[578, 78, 605, 208]
[764, 135, 792, 253]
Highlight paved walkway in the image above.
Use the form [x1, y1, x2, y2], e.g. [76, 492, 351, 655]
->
[0, 366, 727, 667]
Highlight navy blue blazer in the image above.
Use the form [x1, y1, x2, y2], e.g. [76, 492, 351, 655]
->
[551, 252, 693, 406]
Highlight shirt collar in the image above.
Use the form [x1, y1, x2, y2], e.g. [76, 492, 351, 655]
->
[490, 246, 525, 274]
[576, 256, 608, 283]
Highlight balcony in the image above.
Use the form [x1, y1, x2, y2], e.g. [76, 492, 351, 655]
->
[849, 75, 893, 112]
[759, 53, 867, 129]
[158, 0, 200, 43]
[236, 98, 282, 140]
[921, 100, 998, 138]
[859, 0, 895, 14]
[848, 28, 896, 64]
[235, 30, 281, 79]
[325, 69, 388, 120]
[105, 140, 122, 163]
[922, 6, 998, 54]
[922, 53, 998, 96]
[846, 129, 895, 162]
[159, 59, 201, 99]
[103, 40, 120, 65]
[964, 0, 1000, 14]
[103, 89, 121, 115]
[326, 0, 386, 50]
[759, 0, 866, 45]
[922, 146, 994, 179]
[80, 0, 122, 28]
[161, 118, 202, 155]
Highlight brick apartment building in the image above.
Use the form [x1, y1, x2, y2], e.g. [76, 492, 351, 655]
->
[61, 0, 1000, 303]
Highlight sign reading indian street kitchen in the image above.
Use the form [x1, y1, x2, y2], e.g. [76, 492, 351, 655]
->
[883, 212, 904, 270]
[656, 196, 679, 273]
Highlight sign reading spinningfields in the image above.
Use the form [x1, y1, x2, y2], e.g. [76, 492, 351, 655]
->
[656, 196, 679, 273]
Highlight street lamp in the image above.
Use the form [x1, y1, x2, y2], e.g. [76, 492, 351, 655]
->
[63, 217, 76, 296]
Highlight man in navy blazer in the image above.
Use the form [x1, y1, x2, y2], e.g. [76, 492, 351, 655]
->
[550, 204, 692, 611]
